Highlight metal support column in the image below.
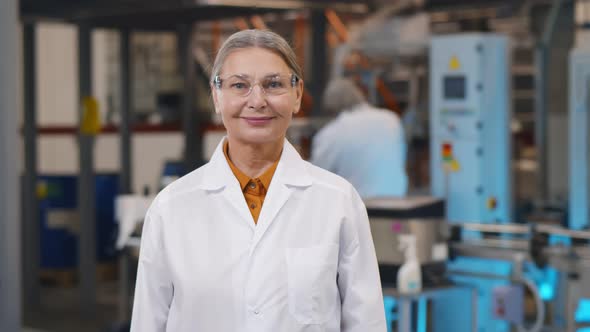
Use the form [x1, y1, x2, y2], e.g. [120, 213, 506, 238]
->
[311, 9, 327, 116]
[534, 0, 563, 203]
[120, 28, 133, 195]
[78, 23, 97, 314]
[587, 76, 590, 227]
[568, 50, 590, 230]
[397, 298, 412, 332]
[178, 23, 202, 172]
[366, 71, 379, 106]
[23, 22, 40, 309]
[118, 28, 133, 324]
[0, 0, 22, 329]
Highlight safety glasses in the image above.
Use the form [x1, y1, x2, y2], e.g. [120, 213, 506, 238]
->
[213, 73, 299, 97]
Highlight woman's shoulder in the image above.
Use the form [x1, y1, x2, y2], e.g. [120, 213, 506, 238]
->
[303, 161, 356, 198]
[152, 162, 212, 204]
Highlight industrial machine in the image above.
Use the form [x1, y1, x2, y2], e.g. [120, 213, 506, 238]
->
[422, 33, 590, 332]
[365, 196, 448, 332]
[429, 33, 513, 332]
[565, 45, 590, 329]
[367, 206, 590, 331]
[430, 33, 511, 224]
[569, 47, 590, 231]
[365, 197, 447, 286]
[450, 222, 590, 332]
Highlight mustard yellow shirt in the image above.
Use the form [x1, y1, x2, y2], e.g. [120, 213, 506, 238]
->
[223, 141, 279, 224]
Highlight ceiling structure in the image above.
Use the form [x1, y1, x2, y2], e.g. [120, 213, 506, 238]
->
[19, 0, 367, 29]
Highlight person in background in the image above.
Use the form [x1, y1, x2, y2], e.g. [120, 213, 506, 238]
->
[130, 29, 386, 332]
[311, 78, 408, 198]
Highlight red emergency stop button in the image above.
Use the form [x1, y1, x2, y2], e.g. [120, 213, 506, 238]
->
[442, 143, 453, 161]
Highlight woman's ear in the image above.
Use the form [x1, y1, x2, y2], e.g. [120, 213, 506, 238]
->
[293, 79, 304, 114]
[211, 84, 221, 114]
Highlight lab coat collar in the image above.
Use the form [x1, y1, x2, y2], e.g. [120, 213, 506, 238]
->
[198, 137, 312, 191]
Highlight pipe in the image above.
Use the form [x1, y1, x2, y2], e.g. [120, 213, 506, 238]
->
[517, 278, 545, 332]
[119, 28, 132, 194]
[537, 224, 590, 239]
[0, 0, 21, 329]
[78, 22, 97, 314]
[460, 222, 531, 234]
[23, 21, 40, 308]
[534, 0, 564, 203]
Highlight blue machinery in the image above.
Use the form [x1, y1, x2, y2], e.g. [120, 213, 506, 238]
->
[430, 34, 513, 332]
[430, 34, 511, 226]
[426, 34, 590, 332]
[569, 47, 590, 231]
[568, 46, 590, 329]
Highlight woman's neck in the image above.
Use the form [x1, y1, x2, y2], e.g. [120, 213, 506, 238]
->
[226, 136, 284, 178]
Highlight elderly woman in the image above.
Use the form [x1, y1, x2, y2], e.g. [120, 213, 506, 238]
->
[130, 29, 386, 332]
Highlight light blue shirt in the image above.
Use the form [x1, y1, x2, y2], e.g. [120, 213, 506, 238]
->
[311, 103, 408, 198]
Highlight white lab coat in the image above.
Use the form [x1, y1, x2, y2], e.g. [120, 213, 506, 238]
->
[311, 103, 408, 198]
[130, 138, 386, 332]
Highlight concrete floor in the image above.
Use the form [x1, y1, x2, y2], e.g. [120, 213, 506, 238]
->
[23, 282, 122, 332]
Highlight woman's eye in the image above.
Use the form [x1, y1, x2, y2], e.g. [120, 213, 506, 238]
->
[267, 81, 283, 89]
[231, 82, 248, 89]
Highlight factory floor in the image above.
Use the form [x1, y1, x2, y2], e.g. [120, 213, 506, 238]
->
[23, 282, 122, 332]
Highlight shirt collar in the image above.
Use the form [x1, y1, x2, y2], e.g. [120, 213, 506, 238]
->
[199, 136, 312, 191]
[222, 140, 279, 192]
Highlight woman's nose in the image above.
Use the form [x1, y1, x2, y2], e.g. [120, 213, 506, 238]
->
[247, 85, 267, 109]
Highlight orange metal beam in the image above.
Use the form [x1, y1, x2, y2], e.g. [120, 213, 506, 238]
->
[377, 80, 401, 115]
[212, 21, 221, 52]
[250, 15, 267, 30]
[324, 9, 401, 114]
[234, 18, 250, 30]
[325, 9, 349, 42]
[293, 14, 311, 116]
[326, 30, 339, 48]
[294, 13, 306, 72]
[299, 92, 313, 117]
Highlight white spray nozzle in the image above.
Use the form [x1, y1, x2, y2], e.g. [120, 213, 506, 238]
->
[398, 234, 418, 260]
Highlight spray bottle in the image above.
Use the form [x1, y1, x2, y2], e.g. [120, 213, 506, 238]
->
[397, 234, 422, 294]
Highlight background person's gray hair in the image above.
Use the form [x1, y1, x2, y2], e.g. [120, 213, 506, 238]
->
[321, 78, 367, 114]
[210, 29, 303, 82]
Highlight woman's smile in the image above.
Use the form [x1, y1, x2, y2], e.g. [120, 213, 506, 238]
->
[241, 115, 276, 126]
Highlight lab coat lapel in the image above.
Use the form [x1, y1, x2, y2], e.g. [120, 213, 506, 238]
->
[222, 185, 256, 230]
[200, 138, 256, 230]
[251, 178, 293, 250]
[250, 140, 312, 251]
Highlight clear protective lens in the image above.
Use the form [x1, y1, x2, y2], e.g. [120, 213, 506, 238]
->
[217, 74, 296, 97]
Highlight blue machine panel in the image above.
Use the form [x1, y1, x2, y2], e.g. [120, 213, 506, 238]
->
[38, 174, 119, 269]
[568, 47, 590, 329]
[430, 34, 511, 224]
[38, 176, 78, 269]
[430, 34, 512, 332]
[443, 141, 482, 221]
[569, 48, 590, 230]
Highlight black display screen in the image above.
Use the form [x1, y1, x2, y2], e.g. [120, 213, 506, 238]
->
[443, 76, 466, 100]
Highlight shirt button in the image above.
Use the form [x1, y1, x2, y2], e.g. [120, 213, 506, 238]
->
[253, 310, 260, 315]
[249, 182, 257, 189]
[250, 203, 257, 209]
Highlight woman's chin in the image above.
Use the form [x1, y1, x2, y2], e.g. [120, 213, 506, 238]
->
[235, 131, 282, 146]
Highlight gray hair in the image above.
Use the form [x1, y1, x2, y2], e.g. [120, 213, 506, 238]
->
[322, 78, 366, 114]
[211, 29, 303, 82]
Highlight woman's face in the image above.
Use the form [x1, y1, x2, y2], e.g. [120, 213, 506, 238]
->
[212, 47, 303, 146]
